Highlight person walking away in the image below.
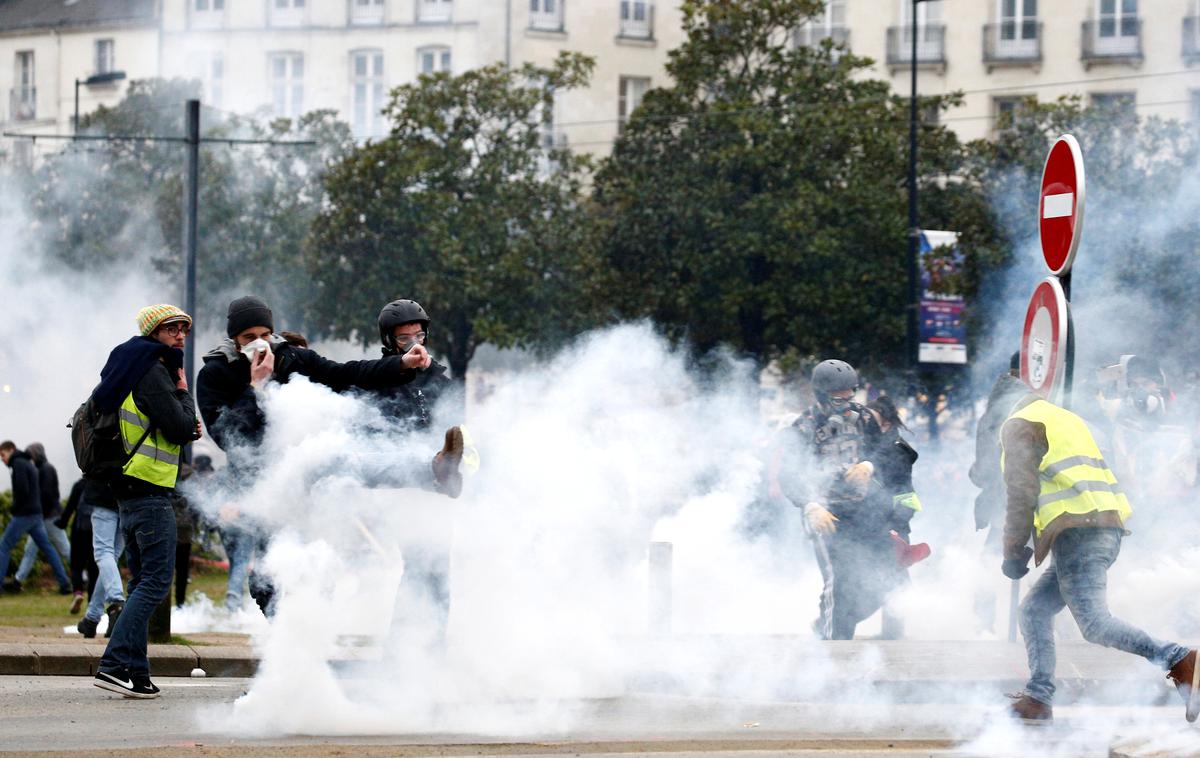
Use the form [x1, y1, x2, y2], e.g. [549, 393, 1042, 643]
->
[969, 351, 1027, 633]
[56, 479, 97, 613]
[1000, 392, 1199, 724]
[92, 304, 199, 699]
[76, 480, 125, 639]
[0, 442, 71, 596]
[12, 443, 71, 592]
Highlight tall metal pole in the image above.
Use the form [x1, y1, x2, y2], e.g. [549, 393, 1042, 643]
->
[183, 99, 200, 387]
[906, 0, 920, 372]
[73, 79, 80, 133]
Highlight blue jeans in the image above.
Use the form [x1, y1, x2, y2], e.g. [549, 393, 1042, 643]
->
[1020, 527, 1190, 704]
[85, 508, 125, 623]
[0, 514, 70, 590]
[219, 525, 256, 611]
[16, 518, 71, 582]
[99, 496, 175, 678]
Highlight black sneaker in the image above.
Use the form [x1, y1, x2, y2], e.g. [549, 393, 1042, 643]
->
[130, 675, 160, 698]
[2, 578, 22, 594]
[77, 616, 99, 639]
[104, 602, 123, 639]
[58, 585, 73, 596]
[94, 670, 160, 699]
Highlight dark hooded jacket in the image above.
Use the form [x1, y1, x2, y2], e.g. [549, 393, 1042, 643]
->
[195, 338, 417, 454]
[371, 348, 452, 431]
[5, 450, 41, 517]
[36, 458, 60, 519]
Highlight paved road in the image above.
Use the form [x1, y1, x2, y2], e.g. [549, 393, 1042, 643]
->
[2, 676, 1196, 756]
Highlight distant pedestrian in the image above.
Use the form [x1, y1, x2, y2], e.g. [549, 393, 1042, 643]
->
[92, 304, 199, 700]
[0, 441, 71, 596]
[75, 480, 125, 640]
[56, 479, 98, 613]
[13, 443, 71, 592]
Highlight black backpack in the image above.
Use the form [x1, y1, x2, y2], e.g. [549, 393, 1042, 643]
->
[68, 394, 152, 481]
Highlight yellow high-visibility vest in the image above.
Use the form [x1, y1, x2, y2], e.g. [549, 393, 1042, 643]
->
[118, 392, 181, 489]
[1001, 398, 1131, 535]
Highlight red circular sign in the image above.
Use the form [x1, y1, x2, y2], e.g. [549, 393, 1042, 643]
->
[1039, 135, 1085, 275]
[1021, 277, 1068, 399]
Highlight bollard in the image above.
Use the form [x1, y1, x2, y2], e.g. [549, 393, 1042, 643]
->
[648, 541, 673, 636]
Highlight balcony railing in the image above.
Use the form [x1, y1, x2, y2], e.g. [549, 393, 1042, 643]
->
[982, 22, 1042, 65]
[886, 25, 946, 66]
[618, 1, 653, 39]
[794, 25, 850, 49]
[1184, 17, 1200, 64]
[1082, 18, 1143, 64]
[9, 87, 35, 122]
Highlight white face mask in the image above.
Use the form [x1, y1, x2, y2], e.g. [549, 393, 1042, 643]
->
[240, 337, 270, 361]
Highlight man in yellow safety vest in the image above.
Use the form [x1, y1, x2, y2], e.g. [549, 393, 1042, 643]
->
[1000, 393, 1198, 724]
[93, 304, 200, 700]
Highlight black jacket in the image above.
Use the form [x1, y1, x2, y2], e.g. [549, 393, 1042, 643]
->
[58, 479, 90, 530]
[36, 460, 61, 519]
[372, 356, 452, 430]
[116, 361, 198, 499]
[196, 338, 417, 453]
[5, 451, 41, 518]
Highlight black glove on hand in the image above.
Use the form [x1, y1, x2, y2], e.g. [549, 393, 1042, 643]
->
[1002, 546, 1034, 580]
[53, 517, 68, 531]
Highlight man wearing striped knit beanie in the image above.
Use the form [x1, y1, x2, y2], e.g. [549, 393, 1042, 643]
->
[90, 304, 200, 699]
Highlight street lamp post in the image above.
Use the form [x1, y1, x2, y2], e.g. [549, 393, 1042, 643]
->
[906, 0, 930, 373]
[74, 70, 126, 132]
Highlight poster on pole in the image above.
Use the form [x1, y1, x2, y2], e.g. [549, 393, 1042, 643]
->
[917, 230, 968, 366]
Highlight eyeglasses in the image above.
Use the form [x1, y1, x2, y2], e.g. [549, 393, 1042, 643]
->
[162, 323, 191, 336]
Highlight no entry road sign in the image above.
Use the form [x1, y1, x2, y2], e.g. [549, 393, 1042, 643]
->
[1021, 277, 1070, 400]
[1039, 134, 1085, 276]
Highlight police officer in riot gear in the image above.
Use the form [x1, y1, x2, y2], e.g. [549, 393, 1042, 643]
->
[770, 360, 921, 640]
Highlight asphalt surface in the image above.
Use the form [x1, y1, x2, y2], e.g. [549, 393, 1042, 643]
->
[2, 675, 1198, 756]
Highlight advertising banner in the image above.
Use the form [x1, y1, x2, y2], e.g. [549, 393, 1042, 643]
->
[917, 229, 967, 366]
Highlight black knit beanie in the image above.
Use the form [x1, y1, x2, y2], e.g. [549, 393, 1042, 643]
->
[226, 296, 274, 338]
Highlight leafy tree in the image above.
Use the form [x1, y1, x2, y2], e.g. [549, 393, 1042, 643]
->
[591, 0, 996, 373]
[304, 53, 596, 378]
[965, 97, 1200, 362]
[26, 78, 354, 331]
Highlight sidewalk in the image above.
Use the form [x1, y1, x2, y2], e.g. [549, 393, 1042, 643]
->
[0, 626, 258, 677]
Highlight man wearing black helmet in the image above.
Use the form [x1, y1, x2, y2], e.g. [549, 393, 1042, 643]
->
[770, 359, 921, 640]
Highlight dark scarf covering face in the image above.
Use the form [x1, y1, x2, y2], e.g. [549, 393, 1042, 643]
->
[93, 336, 184, 413]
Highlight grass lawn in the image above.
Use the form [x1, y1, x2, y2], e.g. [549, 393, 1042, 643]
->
[0, 562, 230, 634]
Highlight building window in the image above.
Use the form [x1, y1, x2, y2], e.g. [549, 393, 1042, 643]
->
[351, 50, 385, 138]
[796, 0, 848, 48]
[12, 50, 35, 121]
[530, 0, 564, 31]
[191, 0, 226, 28]
[417, 0, 452, 23]
[195, 0, 225, 9]
[619, 1, 653, 39]
[888, 0, 945, 64]
[94, 39, 115, 75]
[417, 46, 452, 74]
[1089, 0, 1139, 57]
[618, 76, 649, 127]
[997, 0, 1037, 53]
[1090, 91, 1136, 117]
[189, 52, 224, 108]
[270, 0, 306, 26]
[351, 0, 385, 24]
[992, 95, 1032, 131]
[268, 52, 304, 118]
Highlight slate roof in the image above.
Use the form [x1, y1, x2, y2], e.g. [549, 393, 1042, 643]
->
[0, 0, 157, 33]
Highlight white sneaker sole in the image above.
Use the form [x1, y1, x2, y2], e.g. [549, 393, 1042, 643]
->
[94, 678, 159, 700]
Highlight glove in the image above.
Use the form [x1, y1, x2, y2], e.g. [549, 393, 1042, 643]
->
[842, 461, 875, 498]
[804, 502, 838, 535]
[1002, 546, 1034, 580]
[53, 517, 68, 530]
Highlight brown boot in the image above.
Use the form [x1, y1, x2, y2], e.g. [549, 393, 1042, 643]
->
[1007, 693, 1052, 725]
[431, 426, 464, 499]
[1167, 649, 1200, 723]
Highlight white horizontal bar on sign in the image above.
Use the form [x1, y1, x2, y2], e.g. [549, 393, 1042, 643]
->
[1043, 192, 1074, 219]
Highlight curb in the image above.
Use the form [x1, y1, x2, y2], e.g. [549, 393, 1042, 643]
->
[0, 642, 258, 677]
